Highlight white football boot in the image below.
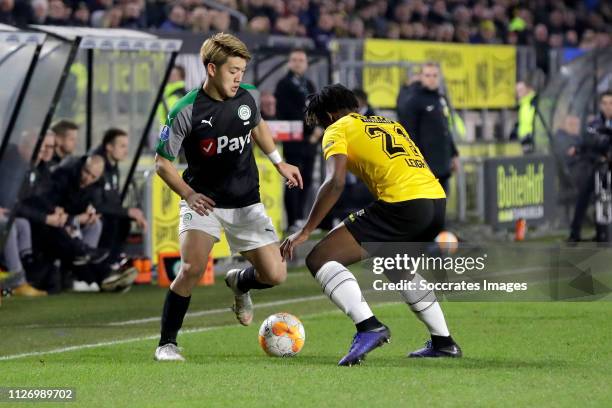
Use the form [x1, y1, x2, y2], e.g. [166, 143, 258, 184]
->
[224, 269, 254, 326]
[154, 344, 185, 361]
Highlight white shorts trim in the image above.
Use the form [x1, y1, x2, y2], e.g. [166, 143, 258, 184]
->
[178, 201, 278, 254]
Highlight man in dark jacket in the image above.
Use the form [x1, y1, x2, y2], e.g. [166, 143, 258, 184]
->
[16, 131, 61, 226]
[396, 70, 422, 125]
[92, 128, 147, 264]
[400, 63, 459, 193]
[568, 91, 612, 242]
[274, 48, 320, 231]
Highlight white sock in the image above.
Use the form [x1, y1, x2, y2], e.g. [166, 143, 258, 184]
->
[398, 272, 450, 337]
[315, 261, 373, 324]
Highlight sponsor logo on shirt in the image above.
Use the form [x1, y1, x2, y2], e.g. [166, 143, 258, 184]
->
[199, 132, 252, 157]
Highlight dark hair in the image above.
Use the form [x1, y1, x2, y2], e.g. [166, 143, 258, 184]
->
[102, 128, 128, 148]
[352, 88, 368, 102]
[289, 47, 308, 57]
[305, 84, 359, 127]
[600, 90, 612, 100]
[51, 119, 79, 137]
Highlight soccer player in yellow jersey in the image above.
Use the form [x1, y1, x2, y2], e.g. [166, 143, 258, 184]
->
[281, 84, 461, 366]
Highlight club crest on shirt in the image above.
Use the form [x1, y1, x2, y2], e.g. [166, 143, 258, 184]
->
[160, 125, 170, 142]
[238, 105, 251, 120]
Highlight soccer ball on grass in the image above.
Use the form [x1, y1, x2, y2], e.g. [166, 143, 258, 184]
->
[258, 313, 305, 357]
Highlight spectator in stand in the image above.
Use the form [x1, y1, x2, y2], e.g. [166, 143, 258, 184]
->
[259, 91, 276, 121]
[555, 115, 583, 171]
[397, 67, 422, 128]
[568, 91, 612, 243]
[0, 0, 31, 26]
[310, 13, 334, 49]
[72, 2, 90, 26]
[190, 7, 211, 33]
[247, 15, 270, 33]
[92, 128, 147, 268]
[275, 48, 319, 232]
[46, 0, 71, 25]
[30, 0, 49, 24]
[159, 4, 187, 31]
[102, 5, 122, 28]
[0, 0, 609, 51]
[0, 214, 46, 296]
[533, 24, 550, 75]
[157, 64, 187, 126]
[401, 62, 459, 193]
[511, 78, 538, 154]
[121, 1, 146, 29]
[12, 131, 62, 289]
[50, 119, 79, 169]
[210, 9, 232, 32]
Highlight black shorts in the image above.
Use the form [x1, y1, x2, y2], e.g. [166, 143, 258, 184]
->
[343, 198, 446, 244]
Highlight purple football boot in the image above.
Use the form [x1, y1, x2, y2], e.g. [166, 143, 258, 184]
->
[338, 326, 391, 366]
[408, 339, 462, 358]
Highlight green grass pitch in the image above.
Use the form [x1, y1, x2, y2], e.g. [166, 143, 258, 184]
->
[1, 268, 610, 407]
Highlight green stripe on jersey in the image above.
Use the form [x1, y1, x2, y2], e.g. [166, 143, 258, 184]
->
[164, 87, 198, 126]
[156, 88, 198, 161]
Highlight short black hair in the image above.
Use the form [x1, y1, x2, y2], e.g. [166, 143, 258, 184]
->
[305, 84, 359, 127]
[600, 90, 612, 100]
[102, 128, 128, 148]
[51, 119, 79, 137]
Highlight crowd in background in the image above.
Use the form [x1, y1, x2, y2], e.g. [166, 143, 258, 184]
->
[1, 0, 611, 52]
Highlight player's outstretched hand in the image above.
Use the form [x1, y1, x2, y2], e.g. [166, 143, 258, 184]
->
[186, 192, 215, 216]
[276, 162, 303, 189]
[280, 228, 310, 261]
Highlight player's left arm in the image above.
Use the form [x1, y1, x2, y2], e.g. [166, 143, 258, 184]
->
[251, 119, 303, 189]
[280, 154, 347, 260]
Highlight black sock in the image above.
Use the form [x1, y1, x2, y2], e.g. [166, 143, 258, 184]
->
[236, 266, 273, 293]
[355, 316, 384, 332]
[159, 290, 191, 347]
[431, 335, 455, 349]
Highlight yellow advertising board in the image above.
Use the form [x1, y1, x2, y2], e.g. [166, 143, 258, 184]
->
[151, 147, 284, 264]
[363, 39, 516, 109]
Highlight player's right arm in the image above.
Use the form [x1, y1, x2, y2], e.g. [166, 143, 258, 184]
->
[155, 97, 215, 216]
[154, 155, 215, 216]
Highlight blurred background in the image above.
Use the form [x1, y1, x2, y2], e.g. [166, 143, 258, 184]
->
[0, 0, 611, 297]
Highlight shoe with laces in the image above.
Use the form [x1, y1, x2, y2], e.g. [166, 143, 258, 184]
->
[224, 269, 253, 326]
[101, 266, 138, 292]
[338, 325, 391, 366]
[12, 283, 47, 297]
[154, 343, 185, 361]
[408, 339, 462, 358]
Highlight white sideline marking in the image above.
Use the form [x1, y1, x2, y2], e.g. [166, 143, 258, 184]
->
[0, 304, 397, 361]
[0, 325, 225, 361]
[107, 294, 327, 326]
